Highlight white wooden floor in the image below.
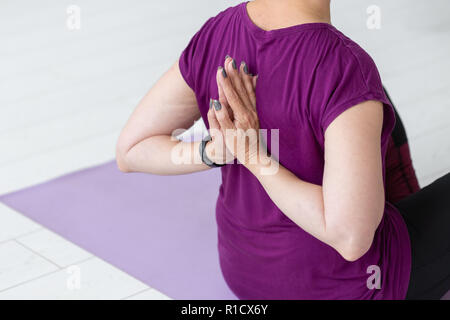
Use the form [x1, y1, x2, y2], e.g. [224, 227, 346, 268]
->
[0, 0, 449, 299]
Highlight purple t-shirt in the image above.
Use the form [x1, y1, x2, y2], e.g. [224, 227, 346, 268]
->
[179, 2, 411, 299]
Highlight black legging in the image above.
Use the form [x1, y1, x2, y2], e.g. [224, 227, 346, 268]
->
[394, 173, 450, 300]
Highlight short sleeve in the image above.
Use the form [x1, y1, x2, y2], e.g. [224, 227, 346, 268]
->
[178, 17, 214, 91]
[312, 43, 394, 139]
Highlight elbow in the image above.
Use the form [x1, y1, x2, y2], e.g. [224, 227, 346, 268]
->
[115, 140, 131, 173]
[116, 151, 130, 173]
[327, 206, 383, 262]
[116, 156, 130, 173]
[336, 233, 374, 262]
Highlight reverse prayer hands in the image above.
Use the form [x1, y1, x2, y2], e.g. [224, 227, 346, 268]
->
[206, 56, 263, 167]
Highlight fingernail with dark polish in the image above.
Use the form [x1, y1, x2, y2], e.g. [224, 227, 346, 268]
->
[232, 59, 237, 69]
[209, 99, 213, 109]
[242, 61, 249, 74]
[213, 100, 222, 111]
[221, 67, 227, 78]
[225, 54, 230, 60]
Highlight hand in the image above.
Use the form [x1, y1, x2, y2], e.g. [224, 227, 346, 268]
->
[212, 56, 261, 166]
[204, 99, 235, 165]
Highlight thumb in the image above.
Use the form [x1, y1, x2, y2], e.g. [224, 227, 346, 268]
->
[207, 99, 221, 137]
[252, 74, 259, 89]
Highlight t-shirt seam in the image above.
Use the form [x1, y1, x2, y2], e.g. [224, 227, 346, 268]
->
[178, 57, 194, 91]
[237, 2, 335, 40]
[321, 91, 386, 130]
[236, 2, 249, 33]
[250, 24, 333, 39]
[325, 28, 371, 93]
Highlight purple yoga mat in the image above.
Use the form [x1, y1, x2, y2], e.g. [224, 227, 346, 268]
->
[0, 161, 237, 300]
[2, 161, 449, 300]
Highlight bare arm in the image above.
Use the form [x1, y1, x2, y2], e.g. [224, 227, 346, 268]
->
[116, 60, 210, 175]
[248, 101, 385, 261]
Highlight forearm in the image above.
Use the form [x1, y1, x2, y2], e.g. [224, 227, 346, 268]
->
[247, 156, 328, 242]
[246, 156, 376, 261]
[117, 135, 210, 175]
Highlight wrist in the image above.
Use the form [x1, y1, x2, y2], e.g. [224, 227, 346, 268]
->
[245, 154, 273, 176]
[204, 140, 216, 162]
[199, 136, 225, 168]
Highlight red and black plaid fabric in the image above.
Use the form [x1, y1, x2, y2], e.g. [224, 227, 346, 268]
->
[384, 88, 420, 203]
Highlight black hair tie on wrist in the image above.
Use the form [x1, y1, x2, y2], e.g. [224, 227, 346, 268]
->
[199, 135, 226, 168]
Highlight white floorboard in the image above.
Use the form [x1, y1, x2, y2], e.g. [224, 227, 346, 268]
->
[0, 241, 58, 291]
[0, 257, 148, 300]
[0, 203, 42, 243]
[16, 229, 92, 268]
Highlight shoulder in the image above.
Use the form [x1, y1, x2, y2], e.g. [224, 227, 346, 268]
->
[314, 26, 383, 93]
[182, 3, 242, 54]
[194, 3, 242, 36]
[178, 4, 242, 90]
[303, 26, 390, 136]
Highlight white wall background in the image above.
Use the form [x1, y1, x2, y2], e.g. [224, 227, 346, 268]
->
[0, 0, 449, 194]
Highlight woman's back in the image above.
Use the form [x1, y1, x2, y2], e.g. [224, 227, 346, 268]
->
[179, 2, 411, 299]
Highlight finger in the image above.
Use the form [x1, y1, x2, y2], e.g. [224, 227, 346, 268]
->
[210, 93, 233, 131]
[224, 56, 252, 110]
[207, 99, 220, 132]
[252, 74, 258, 89]
[217, 66, 247, 117]
[216, 67, 234, 121]
[212, 99, 235, 131]
[240, 61, 256, 109]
